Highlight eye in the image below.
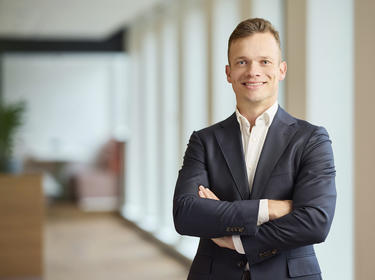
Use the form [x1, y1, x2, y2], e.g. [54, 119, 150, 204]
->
[237, 60, 246, 65]
[261, 60, 271, 65]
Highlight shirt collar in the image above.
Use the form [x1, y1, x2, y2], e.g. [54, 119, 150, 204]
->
[235, 102, 278, 128]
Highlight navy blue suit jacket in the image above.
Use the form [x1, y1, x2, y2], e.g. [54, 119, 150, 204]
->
[173, 106, 336, 280]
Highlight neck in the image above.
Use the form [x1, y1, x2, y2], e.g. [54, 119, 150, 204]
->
[236, 100, 276, 126]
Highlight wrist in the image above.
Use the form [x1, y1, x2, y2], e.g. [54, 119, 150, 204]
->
[268, 200, 276, 220]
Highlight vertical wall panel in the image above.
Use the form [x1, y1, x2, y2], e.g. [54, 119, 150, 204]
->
[307, 0, 354, 279]
[355, 0, 375, 279]
[123, 23, 144, 221]
[211, 0, 240, 124]
[285, 0, 306, 120]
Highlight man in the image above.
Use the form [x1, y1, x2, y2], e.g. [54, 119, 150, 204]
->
[173, 18, 336, 280]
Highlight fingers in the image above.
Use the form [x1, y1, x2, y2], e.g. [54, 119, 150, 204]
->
[205, 188, 219, 200]
[198, 187, 206, 198]
[198, 185, 208, 198]
[211, 237, 224, 248]
[198, 185, 219, 200]
[211, 236, 235, 250]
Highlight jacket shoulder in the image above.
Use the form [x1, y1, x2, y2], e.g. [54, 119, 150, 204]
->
[278, 107, 328, 136]
[194, 113, 236, 138]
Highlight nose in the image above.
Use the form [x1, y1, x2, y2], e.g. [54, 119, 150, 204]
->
[245, 61, 261, 77]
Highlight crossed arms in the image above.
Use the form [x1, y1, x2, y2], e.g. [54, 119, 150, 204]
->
[173, 126, 336, 264]
[198, 185, 292, 250]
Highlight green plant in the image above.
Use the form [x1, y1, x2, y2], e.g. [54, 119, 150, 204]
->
[0, 101, 26, 172]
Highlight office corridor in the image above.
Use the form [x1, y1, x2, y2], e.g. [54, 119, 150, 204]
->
[44, 203, 189, 280]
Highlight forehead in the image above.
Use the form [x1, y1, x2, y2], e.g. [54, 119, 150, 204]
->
[229, 32, 281, 61]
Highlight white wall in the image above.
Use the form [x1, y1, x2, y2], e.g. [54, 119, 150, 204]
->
[2, 53, 128, 163]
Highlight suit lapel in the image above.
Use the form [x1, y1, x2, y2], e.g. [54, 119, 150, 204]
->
[214, 113, 250, 200]
[250, 107, 297, 199]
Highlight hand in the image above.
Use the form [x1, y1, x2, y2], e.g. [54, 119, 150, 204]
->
[268, 200, 293, 220]
[198, 185, 219, 200]
[211, 236, 235, 250]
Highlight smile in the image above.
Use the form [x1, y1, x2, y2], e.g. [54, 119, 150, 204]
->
[242, 82, 266, 88]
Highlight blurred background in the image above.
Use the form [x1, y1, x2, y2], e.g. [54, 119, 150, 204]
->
[0, 0, 373, 279]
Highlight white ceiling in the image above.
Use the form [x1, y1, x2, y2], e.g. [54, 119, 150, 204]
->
[0, 0, 164, 39]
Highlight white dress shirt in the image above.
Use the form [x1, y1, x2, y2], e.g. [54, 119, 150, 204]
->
[232, 102, 279, 254]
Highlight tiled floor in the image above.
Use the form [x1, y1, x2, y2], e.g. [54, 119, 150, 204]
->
[44, 203, 189, 280]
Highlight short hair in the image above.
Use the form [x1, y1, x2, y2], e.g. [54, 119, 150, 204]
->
[227, 18, 281, 62]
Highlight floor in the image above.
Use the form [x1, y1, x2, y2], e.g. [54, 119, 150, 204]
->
[44, 203, 189, 280]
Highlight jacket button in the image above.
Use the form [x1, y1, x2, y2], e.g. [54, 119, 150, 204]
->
[259, 251, 269, 257]
[237, 260, 246, 268]
[271, 249, 277, 255]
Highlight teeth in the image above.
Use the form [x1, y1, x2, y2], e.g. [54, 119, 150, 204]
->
[245, 82, 263, 86]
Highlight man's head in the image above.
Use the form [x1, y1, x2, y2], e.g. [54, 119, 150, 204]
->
[227, 18, 281, 63]
[225, 18, 287, 111]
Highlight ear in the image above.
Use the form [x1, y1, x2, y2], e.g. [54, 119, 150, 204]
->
[225, 65, 232, 83]
[279, 61, 287, 81]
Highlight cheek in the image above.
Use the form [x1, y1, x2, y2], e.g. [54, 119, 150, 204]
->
[230, 72, 242, 84]
[237, 71, 250, 82]
[265, 69, 278, 81]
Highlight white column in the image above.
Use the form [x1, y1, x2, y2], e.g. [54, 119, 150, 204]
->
[138, 15, 160, 232]
[175, 0, 209, 259]
[154, 2, 180, 245]
[306, 0, 354, 279]
[180, 0, 208, 145]
[122, 23, 143, 221]
[109, 54, 128, 141]
[211, 0, 241, 124]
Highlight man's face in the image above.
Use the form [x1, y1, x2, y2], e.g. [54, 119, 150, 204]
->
[226, 32, 287, 109]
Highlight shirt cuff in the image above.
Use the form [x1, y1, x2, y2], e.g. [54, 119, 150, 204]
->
[257, 199, 269, 226]
[232, 235, 245, 254]
[233, 199, 269, 255]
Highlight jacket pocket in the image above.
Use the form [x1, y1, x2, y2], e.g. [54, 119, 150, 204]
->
[190, 255, 213, 275]
[287, 255, 321, 278]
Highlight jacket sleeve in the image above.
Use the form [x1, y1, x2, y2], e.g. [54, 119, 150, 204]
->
[240, 126, 337, 265]
[173, 131, 260, 238]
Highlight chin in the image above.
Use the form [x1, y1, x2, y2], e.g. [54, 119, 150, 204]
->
[244, 95, 276, 106]
[244, 94, 265, 103]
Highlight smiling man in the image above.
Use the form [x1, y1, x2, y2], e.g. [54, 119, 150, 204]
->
[173, 18, 336, 280]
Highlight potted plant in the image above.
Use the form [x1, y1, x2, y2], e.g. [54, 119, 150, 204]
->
[0, 100, 26, 173]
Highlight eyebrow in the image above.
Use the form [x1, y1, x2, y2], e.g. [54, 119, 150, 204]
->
[234, 56, 248, 61]
[259, 56, 274, 61]
[233, 56, 274, 61]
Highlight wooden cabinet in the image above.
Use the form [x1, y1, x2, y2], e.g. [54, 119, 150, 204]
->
[0, 174, 44, 279]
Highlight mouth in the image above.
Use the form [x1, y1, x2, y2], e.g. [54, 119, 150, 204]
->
[242, 81, 267, 89]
